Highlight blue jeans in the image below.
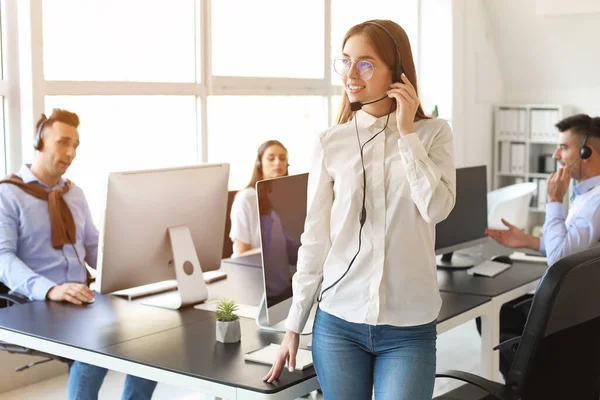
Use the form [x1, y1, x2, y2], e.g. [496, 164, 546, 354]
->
[68, 361, 157, 400]
[312, 309, 437, 400]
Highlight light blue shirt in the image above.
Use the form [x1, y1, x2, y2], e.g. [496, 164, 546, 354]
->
[541, 175, 600, 266]
[0, 165, 98, 301]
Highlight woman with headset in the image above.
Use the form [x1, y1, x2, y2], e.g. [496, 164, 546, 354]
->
[264, 20, 456, 399]
[229, 140, 289, 257]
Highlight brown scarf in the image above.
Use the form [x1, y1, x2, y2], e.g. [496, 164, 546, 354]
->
[0, 174, 76, 249]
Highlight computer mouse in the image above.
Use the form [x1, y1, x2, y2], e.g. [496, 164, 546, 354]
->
[491, 255, 513, 265]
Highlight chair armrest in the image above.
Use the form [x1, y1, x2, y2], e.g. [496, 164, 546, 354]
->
[435, 369, 506, 399]
[493, 336, 521, 352]
[0, 342, 31, 354]
[0, 341, 72, 364]
[508, 296, 533, 310]
[0, 293, 27, 305]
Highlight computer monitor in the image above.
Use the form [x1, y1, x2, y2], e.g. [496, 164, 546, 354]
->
[256, 173, 308, 329]
[97, 164, 230, 308]
[435, 165, 489, 269]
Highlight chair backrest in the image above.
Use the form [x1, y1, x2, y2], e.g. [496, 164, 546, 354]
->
[487, 182, 537, 230]
[222, 190, 238, 259]
[0, 282, 9, 308]
[506, 245, 600, 399]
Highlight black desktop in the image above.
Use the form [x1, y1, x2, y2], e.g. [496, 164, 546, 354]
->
[435, 165, 489, 269]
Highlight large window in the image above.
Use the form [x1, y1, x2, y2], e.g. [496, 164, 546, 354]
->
[211, 1, 324, 78]
[42, 0, 197, 82]
[0, 97, 5, 176]
[5, 0, 436, 225]
[0, 4, 6, 176]
[207, 96, 328, 189]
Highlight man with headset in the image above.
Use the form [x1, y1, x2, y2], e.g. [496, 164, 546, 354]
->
[0, 109, 157, 399]
[485, 113, 600, 378]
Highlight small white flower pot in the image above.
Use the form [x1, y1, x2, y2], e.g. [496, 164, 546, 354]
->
[216, 319, 241, 343]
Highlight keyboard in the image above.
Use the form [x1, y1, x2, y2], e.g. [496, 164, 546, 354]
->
[111, 271, 227, 300]
[467, 260, 512, 277]
[509, 251, 548, 264]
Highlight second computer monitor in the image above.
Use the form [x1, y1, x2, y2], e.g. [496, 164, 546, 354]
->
[256, 173, 308, 326]
[97, 163, 230, 295]
[435, 165, 489, 269]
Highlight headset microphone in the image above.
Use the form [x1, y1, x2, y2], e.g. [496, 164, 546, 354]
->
[350, 95, 389, 112]
[568, 157, 581, 168]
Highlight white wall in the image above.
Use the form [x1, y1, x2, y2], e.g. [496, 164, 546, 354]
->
[536, 0, 600, 16]
[487, 0, 600, 116]
[452, 0, 504, 184]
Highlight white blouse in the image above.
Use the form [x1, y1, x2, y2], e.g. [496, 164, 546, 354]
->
[285, 110, 456, 333]
[229, 187, 261, 257]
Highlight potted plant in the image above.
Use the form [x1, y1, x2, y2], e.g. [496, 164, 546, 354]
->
[215, 298, 241, 343]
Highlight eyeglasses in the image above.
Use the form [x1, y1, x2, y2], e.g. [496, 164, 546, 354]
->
[333, 57, 388, 81]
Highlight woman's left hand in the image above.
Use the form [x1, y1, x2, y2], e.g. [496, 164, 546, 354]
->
[387, 73, 420, 137]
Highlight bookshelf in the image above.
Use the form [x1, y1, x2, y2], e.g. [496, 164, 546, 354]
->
[493, 104, 572, 233]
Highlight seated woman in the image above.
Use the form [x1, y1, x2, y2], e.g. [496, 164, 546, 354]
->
[229, 140, 289, 257]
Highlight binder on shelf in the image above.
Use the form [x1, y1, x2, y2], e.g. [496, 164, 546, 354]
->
[530, 179, 538, 207]
[519, 109, 527, 140]
[500, 142, 511, 173]
[511, 110, 519, 139]
[510, 143, 520, 174]
[531, 109, 560, 142]
[537, 179, 548, 209]
[510, 143, 525, 174]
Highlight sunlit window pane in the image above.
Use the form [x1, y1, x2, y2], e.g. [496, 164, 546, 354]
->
[211, 1, 324, 78]
[43, 0, 197, 82]
[0, 8, 4, 80]
[0, 97, 5, 176]
[45, 96, 198, 225]
[331, 1, 419, 84]
[330, 94, 342, 126]
[207, 96, 328, 189]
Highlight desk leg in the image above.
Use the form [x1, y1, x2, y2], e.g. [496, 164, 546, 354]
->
[479, 307, 499, 381]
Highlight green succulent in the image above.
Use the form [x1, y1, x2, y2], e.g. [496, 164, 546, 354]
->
[215, 298, 239, 322]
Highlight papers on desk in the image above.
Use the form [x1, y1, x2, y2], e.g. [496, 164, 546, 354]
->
[509, 251, 548, 264]
[245, 343, 313, 370]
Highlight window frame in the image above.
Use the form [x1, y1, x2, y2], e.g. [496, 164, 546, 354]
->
[7, 0, 429, 183]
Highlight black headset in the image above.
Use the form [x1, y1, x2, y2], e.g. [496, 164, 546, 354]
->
[580, 132, 592, 160]
[370, 21, 404, 83]
[34, 118, 49, 151]
[318, 21, 403, 302]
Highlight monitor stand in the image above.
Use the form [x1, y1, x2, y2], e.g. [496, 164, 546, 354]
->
[436, 252, 475, 269]
[255, 294, 314, 335]
[141, 226, 208, 310]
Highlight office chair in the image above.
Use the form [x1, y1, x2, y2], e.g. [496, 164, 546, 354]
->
[487, 182, 537, 230]
[434, 245, 600, 400]
[0, 283, 72, 371]
[222, 190, 238, 259]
